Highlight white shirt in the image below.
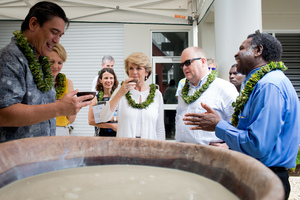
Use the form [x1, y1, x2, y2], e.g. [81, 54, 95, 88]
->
[175, 78, 186, 97]
[175, 75, 239, 145]
[91, 75, 98, 92]
[99, 86, 165, 140]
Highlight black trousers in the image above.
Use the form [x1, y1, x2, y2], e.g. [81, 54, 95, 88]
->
[269, 167, 290, 200]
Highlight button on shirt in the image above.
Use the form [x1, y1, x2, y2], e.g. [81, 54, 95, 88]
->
[176, 74, 239, 145]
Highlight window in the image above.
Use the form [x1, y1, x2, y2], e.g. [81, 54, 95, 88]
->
[152, 32, 188, 56]
[274, 33, 300, 100]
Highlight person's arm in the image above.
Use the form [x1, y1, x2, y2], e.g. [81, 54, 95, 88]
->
[66, 79, 76, 124]
[214, 84, 285, 158]
[0, 90, 93, 127]
[99, 78, 136, 122]
[183, 84, 285, 159]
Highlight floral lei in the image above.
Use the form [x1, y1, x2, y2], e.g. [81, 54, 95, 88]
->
[55, 73, 67, 99]
[181, 70, 218, 104]
[13, 30, 53, 92]
[121, 82, 156, 109]
[231, 61, 287, 127]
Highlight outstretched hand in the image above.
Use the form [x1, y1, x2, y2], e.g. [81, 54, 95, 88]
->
[182, 102, 221, 131]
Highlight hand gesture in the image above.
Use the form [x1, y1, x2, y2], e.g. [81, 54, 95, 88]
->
[183, 102, 221, 131]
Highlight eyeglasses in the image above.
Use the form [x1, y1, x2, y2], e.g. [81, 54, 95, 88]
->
[179, 58, 202, 69]
[208, 67, 216, 71]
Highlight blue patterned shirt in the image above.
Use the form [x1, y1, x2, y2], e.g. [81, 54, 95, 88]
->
[0, 37, 56, 143]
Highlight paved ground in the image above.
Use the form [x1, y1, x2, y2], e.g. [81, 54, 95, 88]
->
[289, 177, 300, 200]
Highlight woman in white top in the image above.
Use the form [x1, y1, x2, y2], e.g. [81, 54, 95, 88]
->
[99, 52, 165, 140]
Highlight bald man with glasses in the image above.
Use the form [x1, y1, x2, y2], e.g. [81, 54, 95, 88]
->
[175, 46, 238, 147]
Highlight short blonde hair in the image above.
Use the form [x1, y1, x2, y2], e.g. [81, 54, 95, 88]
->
[207, 58, 217, 68]
[124, 52, 152, 80]
[51, 43, 67, 62]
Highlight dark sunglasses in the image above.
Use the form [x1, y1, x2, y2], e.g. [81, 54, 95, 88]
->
[179, 58, 202, 69]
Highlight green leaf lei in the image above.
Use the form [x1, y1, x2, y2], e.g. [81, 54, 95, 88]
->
[97, 90, 113, 102]
[123, 83, 156, 109]
[98, 90, 104, 102]
[231, 61, 287, 127]
[13, 30, 53, 92]
[55, 73, 67, 99]
[181, 70, 218, 104]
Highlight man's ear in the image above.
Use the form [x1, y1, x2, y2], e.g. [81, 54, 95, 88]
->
[254, 44, 263, 57]
[28, 17, 39, 31]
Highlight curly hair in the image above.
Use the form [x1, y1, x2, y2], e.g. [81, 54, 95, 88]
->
[96, 68, 119, 92]
[247, 32, 282, 62]
[124, 52, 152, 80]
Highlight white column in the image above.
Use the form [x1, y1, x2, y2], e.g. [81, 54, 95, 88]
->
[214, 0, 262, 80]
[193, 20, 198, 46]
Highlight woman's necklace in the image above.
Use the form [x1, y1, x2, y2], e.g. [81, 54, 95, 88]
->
[125, 84, 156, 109]
[181, 70, 218, 104]
[13, 30, 53, 92]
[55, 73, 67, 99]
[231, 61, 287, 127]
[97, 90, 113, 101]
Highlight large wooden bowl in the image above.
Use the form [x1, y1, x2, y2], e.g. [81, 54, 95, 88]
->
[0, 136, 284, 199]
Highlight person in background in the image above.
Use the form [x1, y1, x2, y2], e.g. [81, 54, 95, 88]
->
[163, 79, 177, 138]
[88, 68, 119, 137]
[207, 58, 218, 71]
[229, 64, 245, 92]
[163, 79, 177, 104]
[182, 31, 300, 200]
[49, 43, 76, 135]
[0, 1, 92, 143]
[175, 58, 218, 98]
[91, 55, 115, 92]
[175, 47, 238, 147]
[99, 52, 165, 140]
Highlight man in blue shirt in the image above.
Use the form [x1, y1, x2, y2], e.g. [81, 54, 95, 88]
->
[182, 31, 300, 200]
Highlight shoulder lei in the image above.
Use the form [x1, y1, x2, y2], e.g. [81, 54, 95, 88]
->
[121, 82, 156, 109]
[231, 61, 287, 127]
[181, 70, 218, 104]
[13, 30, 53, 92]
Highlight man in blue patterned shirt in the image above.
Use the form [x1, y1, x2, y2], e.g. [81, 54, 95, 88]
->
[0, 2, 93, 143]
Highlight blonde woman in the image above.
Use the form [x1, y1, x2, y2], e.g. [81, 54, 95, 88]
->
[100, 52, 165, 140]
[49, 43, 76, 135]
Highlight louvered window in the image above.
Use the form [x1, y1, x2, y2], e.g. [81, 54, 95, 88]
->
[274, 33, 300, 100]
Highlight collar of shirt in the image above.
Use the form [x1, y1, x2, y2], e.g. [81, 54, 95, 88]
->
[241, 67, 261, 91]
[187, 72, 210, 89]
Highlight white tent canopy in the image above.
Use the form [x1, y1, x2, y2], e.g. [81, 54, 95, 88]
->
[0, 0, 214, 25]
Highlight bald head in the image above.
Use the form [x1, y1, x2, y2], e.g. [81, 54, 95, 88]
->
[180, 47, 209, 86]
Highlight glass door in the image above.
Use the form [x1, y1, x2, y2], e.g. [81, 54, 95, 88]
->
[152, 57, 184, 139]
